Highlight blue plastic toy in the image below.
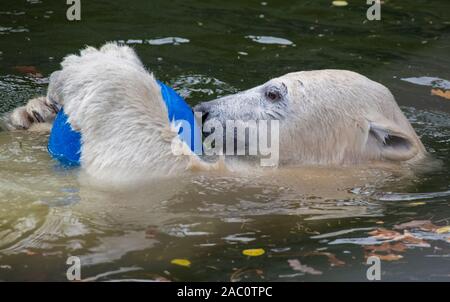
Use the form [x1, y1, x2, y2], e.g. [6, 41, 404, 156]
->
[47, 81, 202, 166]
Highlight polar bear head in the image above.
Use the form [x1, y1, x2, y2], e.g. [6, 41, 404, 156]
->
[194, 70, 426, 166]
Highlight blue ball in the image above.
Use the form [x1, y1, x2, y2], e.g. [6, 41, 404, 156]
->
[48, 82, 202, 166]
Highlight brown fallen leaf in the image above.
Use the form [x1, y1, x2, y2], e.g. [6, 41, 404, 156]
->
[401, 230, 430, 247]
[364, 241, 408, 263]
[431, 88, 450, 100]
[288, 259, 322, 275]
[365, 242, 407, 253]
[367, 253, 403, 261]
[13, 65, 43, 78]
[306, 252, 345, 267]
[368, 228, 431, 247]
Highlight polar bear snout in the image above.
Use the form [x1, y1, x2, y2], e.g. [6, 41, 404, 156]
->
[194, 80, 289, 126]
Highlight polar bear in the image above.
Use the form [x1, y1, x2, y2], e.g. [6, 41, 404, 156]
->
[2, 43, 426, 183]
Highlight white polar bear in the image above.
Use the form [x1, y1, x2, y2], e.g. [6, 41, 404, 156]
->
[2, 43, 427, 183]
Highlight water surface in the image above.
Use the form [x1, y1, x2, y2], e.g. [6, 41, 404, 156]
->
[0, 0, 449, 281]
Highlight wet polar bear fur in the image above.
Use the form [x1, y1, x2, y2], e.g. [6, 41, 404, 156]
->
[4, 43, 426, 183]
[42, 43, 213, 183]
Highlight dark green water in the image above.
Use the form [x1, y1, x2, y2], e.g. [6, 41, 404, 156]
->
[0, 0, 449, 281]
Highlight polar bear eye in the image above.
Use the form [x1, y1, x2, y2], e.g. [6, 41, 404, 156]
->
[265, 83, 287, 102]
[266, 91, 279, 101]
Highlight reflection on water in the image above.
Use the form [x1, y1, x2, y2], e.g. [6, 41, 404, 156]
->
[0, 0, 450, 281]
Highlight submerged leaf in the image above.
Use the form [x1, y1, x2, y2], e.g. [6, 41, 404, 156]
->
[145, 225, 159, 239]
[13, 65, 43, 78]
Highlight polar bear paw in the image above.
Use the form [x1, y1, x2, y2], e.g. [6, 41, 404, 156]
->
[4, 96, 60, 131]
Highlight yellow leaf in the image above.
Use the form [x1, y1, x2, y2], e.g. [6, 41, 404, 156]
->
[409, 202, 426, 206]
[332, 1, 348, 7]
[431, 89, 450, 100]
[242, 248, 265, 257]
[436, 226, 450, 234]
[171, 258, 191, 267]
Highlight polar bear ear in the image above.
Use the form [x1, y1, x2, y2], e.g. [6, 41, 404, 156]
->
[367, 120, 418, 161]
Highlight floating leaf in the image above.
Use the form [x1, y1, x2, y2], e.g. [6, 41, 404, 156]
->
[365, 242, 407, 253]
[431, 88, 450, 100]
[332, 1, 348, 7]
[171, 258, 191, 267]
[288, 259, 322, 275]
[436, 226, 450, 234]
[242, 248, 265, 257]
[400, 231, 430, 247]
[365, 242, 406, 262]
[368, 228, 430, 247]
[367, 253, 403, 261]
